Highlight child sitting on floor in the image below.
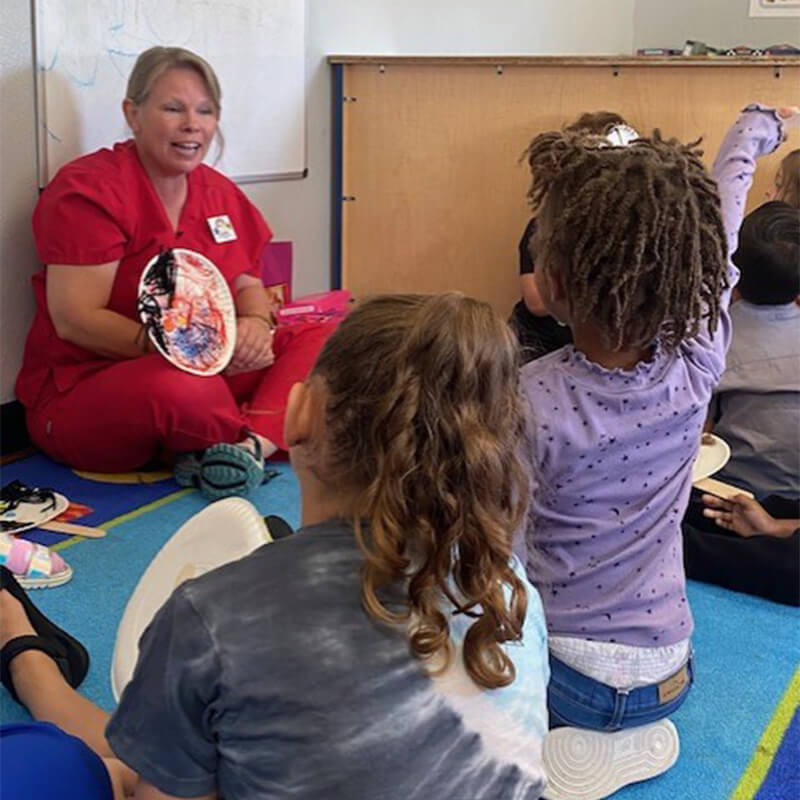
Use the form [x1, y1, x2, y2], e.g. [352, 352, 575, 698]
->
[682, 110, 799, 607]
[710, 195, 800, 500]
[0, 293, 549, 800]
[519, 104, 792, 800]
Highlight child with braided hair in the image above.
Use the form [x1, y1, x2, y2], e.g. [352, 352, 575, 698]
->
[519, 104, 794, 800]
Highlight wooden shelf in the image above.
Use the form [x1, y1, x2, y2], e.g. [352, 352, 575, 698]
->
[329, 54, 800, 68]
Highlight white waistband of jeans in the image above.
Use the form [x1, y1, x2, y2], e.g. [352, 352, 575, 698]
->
[549, 635, 691, 690]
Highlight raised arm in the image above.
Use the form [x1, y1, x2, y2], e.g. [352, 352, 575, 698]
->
[711, 104, 790, 259]
[687, 105, 791, 373]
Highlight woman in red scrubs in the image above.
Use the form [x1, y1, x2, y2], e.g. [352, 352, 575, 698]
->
[16, 46, 335, 497]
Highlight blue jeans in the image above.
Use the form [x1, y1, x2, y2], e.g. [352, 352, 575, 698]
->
[547, 654, 694, 731]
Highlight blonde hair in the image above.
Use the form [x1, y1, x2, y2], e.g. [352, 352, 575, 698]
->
[126, 46, 221, 114]
[775, 149, 800, 209]
[312, 293, 531, 690]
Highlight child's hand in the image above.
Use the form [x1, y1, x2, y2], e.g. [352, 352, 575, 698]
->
[702, 493, 787, 537]
[777, 106, 800, 128]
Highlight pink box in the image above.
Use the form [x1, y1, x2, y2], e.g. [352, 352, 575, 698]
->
[260, 241, 293, 303]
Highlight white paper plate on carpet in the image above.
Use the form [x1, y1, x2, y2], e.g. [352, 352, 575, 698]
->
[111, 498, 271, 700]
[691, 434, 731, 483]
[0, 491, 69, 533]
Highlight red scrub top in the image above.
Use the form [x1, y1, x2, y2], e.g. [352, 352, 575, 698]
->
[16, 141, 271, 408]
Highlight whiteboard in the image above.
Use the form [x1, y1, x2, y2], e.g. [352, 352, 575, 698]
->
[33, 0, 306, 185]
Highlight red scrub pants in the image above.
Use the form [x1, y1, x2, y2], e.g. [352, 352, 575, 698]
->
[25, 322, 337, 472]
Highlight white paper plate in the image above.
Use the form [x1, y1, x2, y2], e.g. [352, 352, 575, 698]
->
[137, 248, 236, 376]
[0, 491, 69, 533]
[691, 434, 731, 483]
[111, 498, 272, 701]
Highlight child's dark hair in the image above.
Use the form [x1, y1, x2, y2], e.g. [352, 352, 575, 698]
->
[523, 130, 728, 351]
[734, 201, 800, 304]
[564, 110, 628, 135]
[311, 293, 530, 690]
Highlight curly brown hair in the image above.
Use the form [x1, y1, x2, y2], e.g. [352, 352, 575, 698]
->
[775, 149, 800, 209]
[311, 293, 530, 690]
[522, 130, 729, 351]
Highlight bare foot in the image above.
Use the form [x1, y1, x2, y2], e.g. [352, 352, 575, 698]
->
[0, 589, 36, 649]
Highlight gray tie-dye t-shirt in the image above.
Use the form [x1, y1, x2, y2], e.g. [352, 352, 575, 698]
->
[106, 520, 549, 799]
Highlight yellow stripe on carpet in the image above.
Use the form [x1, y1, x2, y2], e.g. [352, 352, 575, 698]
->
[51, 489, 194, 552]
[72, 468, 173, 484]
[730, 666, 800, 800]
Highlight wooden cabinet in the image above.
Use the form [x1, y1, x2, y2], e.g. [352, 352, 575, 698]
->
[330, 55, 800, 315]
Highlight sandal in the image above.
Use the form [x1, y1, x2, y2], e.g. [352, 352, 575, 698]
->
[0, 567, 89, 703]
[176, 433, 265, 500]
[0, 533, 73, 589]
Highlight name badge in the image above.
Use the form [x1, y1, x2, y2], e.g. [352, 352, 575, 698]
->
[207, 215, 237, 243]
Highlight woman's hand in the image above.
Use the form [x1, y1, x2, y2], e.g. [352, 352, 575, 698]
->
[228, 272, 277, 374]
[226, 316, 275, 375]
[701, 493, 798, 538]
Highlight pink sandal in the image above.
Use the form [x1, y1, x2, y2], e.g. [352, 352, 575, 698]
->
[0, 532, 73, 588]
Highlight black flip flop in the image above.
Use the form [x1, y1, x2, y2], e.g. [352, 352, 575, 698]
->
[0, 566, 89, 704]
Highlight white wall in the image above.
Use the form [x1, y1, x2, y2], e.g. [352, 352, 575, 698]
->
[1, 0, 38, 404]
[2, 0, 797, 403]
[634, 0, 800, 50]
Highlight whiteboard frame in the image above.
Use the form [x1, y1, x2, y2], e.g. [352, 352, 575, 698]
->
[31, 0, 308, 187]
[748, 0, 800, 16]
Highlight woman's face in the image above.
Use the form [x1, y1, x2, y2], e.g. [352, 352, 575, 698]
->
[125, 67, 217, 180]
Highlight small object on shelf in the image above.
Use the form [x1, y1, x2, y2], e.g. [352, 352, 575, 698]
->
[724, 45, 766, 56]
[635, 48, 684, 57]
[765, 43, 800, 55]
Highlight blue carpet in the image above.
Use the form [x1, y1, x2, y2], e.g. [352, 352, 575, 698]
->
[754, 708, 800, 800]
[1, 454, 180, 546]
[616, 583, 799, 799]
[0, 462, 300, 719]
[0, 460, 797, 798]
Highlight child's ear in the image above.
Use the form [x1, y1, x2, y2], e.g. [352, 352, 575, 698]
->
[284, 381, 316, 448]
